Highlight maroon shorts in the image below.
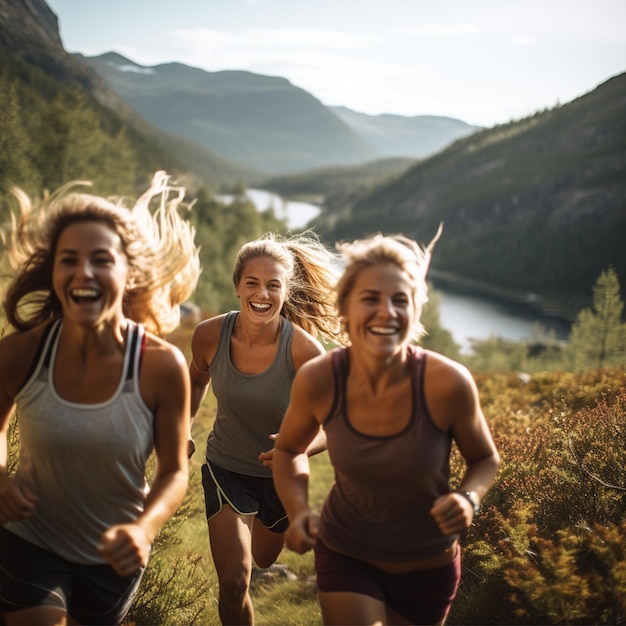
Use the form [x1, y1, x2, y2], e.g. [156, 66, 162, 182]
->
[314, 539, 461, 625]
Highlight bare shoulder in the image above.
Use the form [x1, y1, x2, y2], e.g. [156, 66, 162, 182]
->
[295, 349, 334, 394]
[192, 313, 226, 343]
[423, 350, 479, 427]
[190, 314, 226, 368]
[291, 350, 335, 422]
[424, 350, 475, 385]
[291, 324, 325, 371]
[143, 333, 188, 377]
[140, 333, 189, 411]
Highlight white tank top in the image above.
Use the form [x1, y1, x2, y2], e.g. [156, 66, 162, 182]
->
[5, 319, 154, 564]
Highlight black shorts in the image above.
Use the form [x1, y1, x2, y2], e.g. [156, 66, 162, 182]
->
[314, 538, 461, 625]
[202, 461, 288, 532]
[0, 525, 144, 625]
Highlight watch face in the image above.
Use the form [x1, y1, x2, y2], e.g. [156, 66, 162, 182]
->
[470, 493, 479, 513]
[460, 490, 479, 513]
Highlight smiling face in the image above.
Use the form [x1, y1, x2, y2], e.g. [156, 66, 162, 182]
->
[235, 255, 288, 323]
[52, 220, 130, 327]
[343, 261, 415, 358]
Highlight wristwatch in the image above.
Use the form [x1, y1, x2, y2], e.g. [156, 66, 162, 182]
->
[457, 490, 480, 515]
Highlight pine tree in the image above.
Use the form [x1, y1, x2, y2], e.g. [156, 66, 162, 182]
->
[568, 266, 626, 369]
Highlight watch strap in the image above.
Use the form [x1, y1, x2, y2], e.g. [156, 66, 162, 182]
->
[456, 490, 480, 514]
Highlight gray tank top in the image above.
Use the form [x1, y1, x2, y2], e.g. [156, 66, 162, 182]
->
[319, 345, 456, 562]
[206, 311, 295, 477]
[6, 318, 153, 565]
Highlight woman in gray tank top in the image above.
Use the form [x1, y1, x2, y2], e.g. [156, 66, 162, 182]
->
[188, 231, 343, 625]
[274, 229, 501, 625]
[0, 172, 199, 625]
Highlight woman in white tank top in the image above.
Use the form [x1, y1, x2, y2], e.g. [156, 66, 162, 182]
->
[0, 172, 199, 625]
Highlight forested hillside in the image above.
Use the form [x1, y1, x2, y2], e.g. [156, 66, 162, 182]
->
[0, 0, 261, 208]
[260, 157, 416, 210]
[311, 73, 626, 317]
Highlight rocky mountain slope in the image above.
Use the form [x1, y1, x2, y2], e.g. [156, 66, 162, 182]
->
[0, 0, 261, 189]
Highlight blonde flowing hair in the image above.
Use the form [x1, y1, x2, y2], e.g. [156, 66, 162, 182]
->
[233, 231, 344, 345]
[335, 225, 443, 344]
[2, 171, 200, 335]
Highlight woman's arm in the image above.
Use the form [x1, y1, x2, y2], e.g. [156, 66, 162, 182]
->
[99, 340, 190, 575]
[259, 325, 328, 469]
[289, 326, 329, 458]
[426, 352, 500, 535]
[273, 355, 333, 553]
[0, 331, 39, 524]
[187, 316, 222, 457]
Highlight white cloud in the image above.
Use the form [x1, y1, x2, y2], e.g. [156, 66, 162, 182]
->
[169, 26, 381, 57]
[397, 23, 479, 37]
[514, 37, 537, 46]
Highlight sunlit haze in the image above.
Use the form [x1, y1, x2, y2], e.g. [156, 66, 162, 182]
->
[46, 0, 626, 127]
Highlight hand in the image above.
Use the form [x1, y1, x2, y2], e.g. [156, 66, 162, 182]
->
[99, 524, 151, 576]
[285, 511, 320, 554]
[0, 475, 38, 524]
[258, 433, 278, 469]
[187, 437, 196, 459]
[430, 492, 474, 535]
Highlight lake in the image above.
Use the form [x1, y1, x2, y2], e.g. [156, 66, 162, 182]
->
[235, 188, 572, 353]
[243, 188, 322, 230]
[432, 285, 571, 354]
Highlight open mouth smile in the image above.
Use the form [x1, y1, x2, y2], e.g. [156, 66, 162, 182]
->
[69, 288, 102, 303]
[369, 326, 399, 335]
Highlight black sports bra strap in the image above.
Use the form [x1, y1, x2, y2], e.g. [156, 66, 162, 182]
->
[125, 322, 140, 381]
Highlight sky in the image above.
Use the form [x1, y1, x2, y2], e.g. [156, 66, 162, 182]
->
[45, 0, 626, 128]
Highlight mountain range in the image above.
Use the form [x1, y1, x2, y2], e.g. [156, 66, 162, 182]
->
[79, 52, 480, 175]
[1, 0, 624, 317]
[0, 0, 261, 189]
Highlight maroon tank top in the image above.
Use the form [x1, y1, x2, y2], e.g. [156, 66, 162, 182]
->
[318, 345, 456, 562]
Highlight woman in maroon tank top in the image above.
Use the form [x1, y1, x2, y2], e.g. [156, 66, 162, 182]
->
[274, 229, 501, 625]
